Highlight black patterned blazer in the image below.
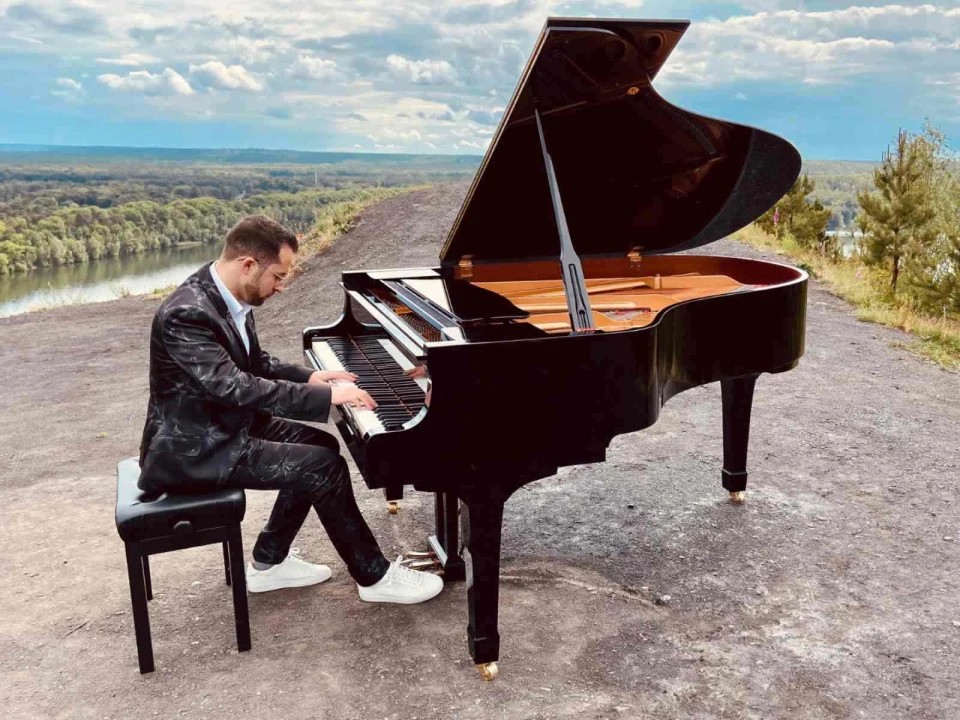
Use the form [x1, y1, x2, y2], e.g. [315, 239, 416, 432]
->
[138, 262, 330, 493]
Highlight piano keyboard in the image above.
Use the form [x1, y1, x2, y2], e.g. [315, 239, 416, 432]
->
[311, 337, 428, 435]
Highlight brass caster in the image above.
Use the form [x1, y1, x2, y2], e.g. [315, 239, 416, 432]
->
[477, 662, 499, 681]
[387, 502, 400, 515]
[729, 491, 746, 505]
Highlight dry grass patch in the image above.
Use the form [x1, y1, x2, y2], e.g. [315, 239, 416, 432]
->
[733, 224, 960, 371]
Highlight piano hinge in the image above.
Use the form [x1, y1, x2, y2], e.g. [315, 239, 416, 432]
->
[457, 255, 474, 280]
[628, 247, 643, 269]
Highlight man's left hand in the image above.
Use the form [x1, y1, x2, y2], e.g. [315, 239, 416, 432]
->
[309, 370, 357, 384]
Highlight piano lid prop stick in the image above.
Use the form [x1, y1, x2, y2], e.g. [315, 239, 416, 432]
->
[534, 108, 595, 333]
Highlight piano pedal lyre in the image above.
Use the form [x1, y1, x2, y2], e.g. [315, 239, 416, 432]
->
[729, 491, 746, 504]
[387, 501, 400, 514]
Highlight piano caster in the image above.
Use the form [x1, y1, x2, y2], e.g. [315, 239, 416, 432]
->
[387, 501, 400, 514]
[476, 662, 499, 681]
[729, 491, 746, 504]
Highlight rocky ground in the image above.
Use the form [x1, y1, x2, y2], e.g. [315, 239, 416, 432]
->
[1, 183, 958, 719]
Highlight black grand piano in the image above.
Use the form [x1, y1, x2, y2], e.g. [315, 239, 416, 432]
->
[302, 17, 807, 681]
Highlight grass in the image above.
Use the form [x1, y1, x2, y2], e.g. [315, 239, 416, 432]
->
[297, 185, 426, 258]
[732, 224, 960, 371]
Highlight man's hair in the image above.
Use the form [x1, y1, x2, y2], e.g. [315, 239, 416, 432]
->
[221, 215, 298, 264]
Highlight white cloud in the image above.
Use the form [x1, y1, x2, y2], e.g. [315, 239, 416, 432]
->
[8, 1, 960, 152]
[96, 53, 160, 66]
[189, 61, 264, 91]
[291, 54, 339, 81]
[51, 76, 85, 101]
[662, 5, 960, 88]
[97, 68, 194, 95]
[386, 55, 456, 85]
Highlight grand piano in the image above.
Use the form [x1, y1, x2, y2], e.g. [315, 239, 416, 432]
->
[303, 17, 807, 680]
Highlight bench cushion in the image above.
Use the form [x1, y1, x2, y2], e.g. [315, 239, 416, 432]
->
[115, 457, 246, 542]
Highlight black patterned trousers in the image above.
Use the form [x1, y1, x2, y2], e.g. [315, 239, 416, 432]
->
[223, 416, 389, 587]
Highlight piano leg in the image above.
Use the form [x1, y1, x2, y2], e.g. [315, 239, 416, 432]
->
[462, 496, 505, 681]
[384, 485, 403, 514]
[721, 374, 758, 504]
[428, 492, 466, 582]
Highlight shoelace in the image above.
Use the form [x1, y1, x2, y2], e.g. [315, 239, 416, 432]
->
[284, 548, 311, 567]
[388, 555, 425, 586]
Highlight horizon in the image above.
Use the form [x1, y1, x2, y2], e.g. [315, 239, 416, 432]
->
[1, 2, 958, 161]
[0, 142, 881, 166]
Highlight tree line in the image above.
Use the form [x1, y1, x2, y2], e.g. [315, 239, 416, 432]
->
[758, 123, 959, 318]
[0, 186, 397, 275]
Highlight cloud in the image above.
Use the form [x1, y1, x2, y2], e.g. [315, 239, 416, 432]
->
[291, 54, 339, 80]
[189, 61, 264, 91]
[8, 1, 960, 153]
[661, 5, 960, 88]
[96, 53, 161, 66]
[264, 107, 292, 119]
[386, 54, 457, 84]
[51, 77, 85, 101]
[97, 68, 194, 95]
[4, 2, 106, 37]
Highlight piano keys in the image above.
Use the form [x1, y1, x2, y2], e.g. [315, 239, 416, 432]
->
[302, 17, 807, 680]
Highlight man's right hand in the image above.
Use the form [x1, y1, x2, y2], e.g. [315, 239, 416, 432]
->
[331, 385, 377, 410]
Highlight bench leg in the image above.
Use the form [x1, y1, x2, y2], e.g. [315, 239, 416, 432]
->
[142, 554, 153, 601]
[223, 541, 231, 586]
[226, 525, 251, 652]
[124, 542, 154, 673]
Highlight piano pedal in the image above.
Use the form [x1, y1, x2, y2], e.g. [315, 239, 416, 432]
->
[729, 491, 746, 504]
[387, 501, 400, 514]
[477, 662, 499, 681]
[399, 550, 443, 574]
[402, 550, 434, 559]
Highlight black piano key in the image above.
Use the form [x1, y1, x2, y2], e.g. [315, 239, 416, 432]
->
[325, 336, 427, 427]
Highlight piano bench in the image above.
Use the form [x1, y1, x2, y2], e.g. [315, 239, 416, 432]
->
[114, 457, 250, 674]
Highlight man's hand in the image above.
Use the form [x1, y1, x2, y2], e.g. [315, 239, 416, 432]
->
[331, 385, 377, 410]
[404, 365, 428, 379]
[309, 369, 357, 385]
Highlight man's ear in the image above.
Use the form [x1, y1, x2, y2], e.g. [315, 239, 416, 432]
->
[239, 256, 258, 274]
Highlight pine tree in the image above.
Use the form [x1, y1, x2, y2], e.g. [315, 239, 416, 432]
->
[857, 130, 938, 294]
[901, 123, 960, 315]
[757, 174, 832, 250]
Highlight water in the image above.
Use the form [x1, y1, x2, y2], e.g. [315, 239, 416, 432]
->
[0, 243, 222, 318]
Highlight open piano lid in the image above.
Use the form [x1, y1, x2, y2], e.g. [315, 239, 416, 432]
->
[440, 17, 801, 267]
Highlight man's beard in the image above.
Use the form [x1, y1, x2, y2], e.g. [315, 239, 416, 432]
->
[243, 277, 267, 306]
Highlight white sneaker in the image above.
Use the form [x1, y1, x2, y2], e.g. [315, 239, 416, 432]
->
[357, 557, 444, 605]
[245, 548, 332, 593]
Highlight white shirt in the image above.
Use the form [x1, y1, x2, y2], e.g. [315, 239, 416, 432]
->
[210, 262, 252, 354]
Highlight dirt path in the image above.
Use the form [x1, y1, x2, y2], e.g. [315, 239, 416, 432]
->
[1, 183, 958, 719]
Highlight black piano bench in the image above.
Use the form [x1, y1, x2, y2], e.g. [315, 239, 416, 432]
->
[114, 457, 251, 674]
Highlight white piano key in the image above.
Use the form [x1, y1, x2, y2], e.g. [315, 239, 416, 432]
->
[311, 340, 384, 437]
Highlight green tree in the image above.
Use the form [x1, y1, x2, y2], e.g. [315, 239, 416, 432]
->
[757, 174, 832, 251]
[857, 129, 938, 294]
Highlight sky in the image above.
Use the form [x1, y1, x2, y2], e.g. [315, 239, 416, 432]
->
[0, 1, 957, 161]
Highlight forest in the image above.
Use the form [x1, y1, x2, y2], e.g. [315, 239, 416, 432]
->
[0, 150, 478, 275]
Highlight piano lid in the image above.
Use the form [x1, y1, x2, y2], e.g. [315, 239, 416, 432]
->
[440, 17, 801, 266]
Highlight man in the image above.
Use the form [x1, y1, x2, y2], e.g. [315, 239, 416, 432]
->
[138, 215, 442, 604]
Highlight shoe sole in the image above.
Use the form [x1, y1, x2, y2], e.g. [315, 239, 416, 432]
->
[247, 574, 331, 594]
[358, 585, 443, 605]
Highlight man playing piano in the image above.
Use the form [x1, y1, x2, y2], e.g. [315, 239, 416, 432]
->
[138, 215, 443, 604]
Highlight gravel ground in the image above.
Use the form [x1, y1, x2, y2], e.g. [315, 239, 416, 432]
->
[1, 182, 958, 720]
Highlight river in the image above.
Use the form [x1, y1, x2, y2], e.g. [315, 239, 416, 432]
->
[0, 243, 222, 318]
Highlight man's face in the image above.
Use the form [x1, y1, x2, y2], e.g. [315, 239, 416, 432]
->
[239, 245, 295, 306]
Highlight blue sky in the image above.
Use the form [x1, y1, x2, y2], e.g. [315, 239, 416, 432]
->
[0, 1, 957, 160]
